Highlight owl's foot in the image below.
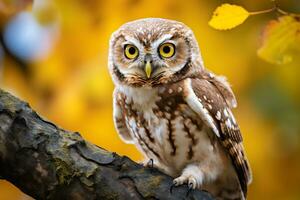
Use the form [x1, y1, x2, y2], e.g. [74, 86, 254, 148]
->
[170, 165, 204, 195]
[169, 177, 197, 197]
[141, 158, 155, 168]
[173, 175, 198, 189]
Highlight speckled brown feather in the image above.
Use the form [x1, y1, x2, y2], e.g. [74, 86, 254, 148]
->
[190, 76, 252, 197]
[200, 70, 237, 108]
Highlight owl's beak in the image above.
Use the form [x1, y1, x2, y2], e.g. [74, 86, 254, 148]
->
[144, 54, 153, 78]
[145, 61, 152, 78]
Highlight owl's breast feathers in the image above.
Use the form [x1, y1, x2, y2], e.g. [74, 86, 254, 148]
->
[115, 82, 203, 164]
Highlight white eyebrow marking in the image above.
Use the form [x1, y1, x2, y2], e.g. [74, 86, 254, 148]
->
[123, 36, 143, 51]
[151, 34, 173, 49]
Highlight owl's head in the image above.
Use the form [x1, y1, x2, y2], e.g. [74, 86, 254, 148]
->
[109, 18, 203, 88]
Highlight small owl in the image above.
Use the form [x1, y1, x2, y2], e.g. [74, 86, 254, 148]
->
[108, 18, 252, 200]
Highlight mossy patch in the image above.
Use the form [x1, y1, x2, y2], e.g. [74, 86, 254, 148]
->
[53, 158, 74, 185]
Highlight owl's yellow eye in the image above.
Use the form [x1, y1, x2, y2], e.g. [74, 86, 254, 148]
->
[159, 43, 175, 58]
[124, 44, 139, 59]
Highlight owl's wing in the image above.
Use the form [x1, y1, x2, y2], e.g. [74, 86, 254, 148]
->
[113, 89, 134, 144]
[184, 77, 252, 197]
[201, 70, 237, 109]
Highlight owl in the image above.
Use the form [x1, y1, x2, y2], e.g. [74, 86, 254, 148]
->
[108, 18, 252, 200]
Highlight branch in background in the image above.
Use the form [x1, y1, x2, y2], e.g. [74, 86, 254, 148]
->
[0, 89, 214, 200]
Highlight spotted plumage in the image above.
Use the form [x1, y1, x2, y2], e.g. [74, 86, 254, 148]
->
[109, 18, 252, 200]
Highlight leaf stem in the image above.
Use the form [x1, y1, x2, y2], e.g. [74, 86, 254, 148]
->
[249, 0, 297, 16]
[249, 7, 276, 15]
[276, 7, 289, 15]
[271, 0, 294, 15]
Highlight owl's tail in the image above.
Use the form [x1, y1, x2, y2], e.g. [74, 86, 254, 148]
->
[211, 175, 246, 200]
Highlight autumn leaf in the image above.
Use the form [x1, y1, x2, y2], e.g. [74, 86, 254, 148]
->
[209, 4, 250, 30]
[258, 15, 300, 64]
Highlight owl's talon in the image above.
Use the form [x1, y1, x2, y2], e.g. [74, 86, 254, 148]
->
[188, 177, 197, 189]
[186, 181, 196, 197]
[186, 186, 193, 197]
[147, 158, 154, 168]
[170, 182, 176, 194]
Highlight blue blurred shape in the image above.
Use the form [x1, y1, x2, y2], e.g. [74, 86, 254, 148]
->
[3, 12, 54, 61]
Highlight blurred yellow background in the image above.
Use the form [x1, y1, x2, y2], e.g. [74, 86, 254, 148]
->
[0, 0, 300, 199]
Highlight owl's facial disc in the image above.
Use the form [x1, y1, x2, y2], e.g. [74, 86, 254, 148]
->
[120, 37, 187, 76]
[111, 35, 190, 86]
[110, 18, 201, 87]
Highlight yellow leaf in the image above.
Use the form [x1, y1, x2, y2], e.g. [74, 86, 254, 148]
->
[258, 15, 300, 65]
[209, 4, 250, 30]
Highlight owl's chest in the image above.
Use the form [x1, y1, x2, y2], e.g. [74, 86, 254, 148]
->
[117, 85, 214, 172]
[119, 87, 181, 146]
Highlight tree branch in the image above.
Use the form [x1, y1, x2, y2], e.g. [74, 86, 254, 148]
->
[0, 89, 214, 200]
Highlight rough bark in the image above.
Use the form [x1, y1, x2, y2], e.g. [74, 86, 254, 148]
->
[0, 89, 214, 200]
